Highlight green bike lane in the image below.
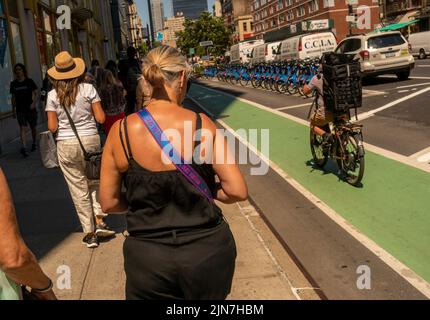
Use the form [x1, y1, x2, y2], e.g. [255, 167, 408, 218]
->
[189, 85, 430, 286]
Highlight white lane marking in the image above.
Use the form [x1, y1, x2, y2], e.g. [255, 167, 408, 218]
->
[189, 92, 430, 299]
[236, 202, 304, 300]
[380, 75, 430, 80]
[192, 83, 430, 173]
[417, 65, 430, 67]
[362, 89, 387, 96]
[396, 82, 430, 89]
[275, 103, 312, 111]
[418, 153, 430, 163]
[410, 146, 430, 159]
[357, 86, 430, 122]
[398, 90, 410, 93]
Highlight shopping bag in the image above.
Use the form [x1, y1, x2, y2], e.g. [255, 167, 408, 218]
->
[39, 131, 59, 169]
[0, 271, 22, 300]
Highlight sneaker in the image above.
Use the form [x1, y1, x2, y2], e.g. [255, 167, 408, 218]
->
[95, 223, 115, 238]
[82, 233, 99, 248]
[20, 148, 29, 158]
[31, 143, 37, 152]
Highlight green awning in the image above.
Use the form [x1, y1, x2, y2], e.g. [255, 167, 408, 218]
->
[377, 19, 419, 32]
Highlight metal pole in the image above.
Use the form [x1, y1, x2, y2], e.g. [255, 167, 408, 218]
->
[147, 0, 155, 47]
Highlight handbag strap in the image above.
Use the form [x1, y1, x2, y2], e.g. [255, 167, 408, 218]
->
[62, 105, 90, 159]
[137, 109, 214, 202]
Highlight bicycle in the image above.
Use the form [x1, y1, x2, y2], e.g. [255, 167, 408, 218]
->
[310, 113, 365, 186]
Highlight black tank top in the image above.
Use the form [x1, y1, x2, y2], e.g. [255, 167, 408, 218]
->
[119, 112, 223, 238]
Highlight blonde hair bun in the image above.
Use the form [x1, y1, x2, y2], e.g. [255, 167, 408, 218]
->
[143, 46, 191, 89]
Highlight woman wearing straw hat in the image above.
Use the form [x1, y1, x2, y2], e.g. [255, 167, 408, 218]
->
[46, 52, 115, 248]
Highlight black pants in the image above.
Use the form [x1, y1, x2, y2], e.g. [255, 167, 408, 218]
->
[124, 221, 237, 300]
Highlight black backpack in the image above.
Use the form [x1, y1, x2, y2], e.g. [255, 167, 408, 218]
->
[321, 53, 362, 114]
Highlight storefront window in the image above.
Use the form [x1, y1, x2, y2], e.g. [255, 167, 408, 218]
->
[0, 18, 13, 115]
[10, 22, 23, 64]
[0, 0, 4, 16]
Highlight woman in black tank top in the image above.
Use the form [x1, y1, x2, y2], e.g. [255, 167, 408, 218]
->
[99, 46, 248, 300]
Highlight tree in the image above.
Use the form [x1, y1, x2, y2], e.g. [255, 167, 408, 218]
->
[139, 41, 149, 56]
[176, 11, 232, 57]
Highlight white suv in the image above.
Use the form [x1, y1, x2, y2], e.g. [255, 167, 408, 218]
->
[335, 31, 415, 80]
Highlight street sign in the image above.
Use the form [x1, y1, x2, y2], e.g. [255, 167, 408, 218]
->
[156, 32, 163, 42]
[189, 48, 195, 55]
[199, 41, 213, 47]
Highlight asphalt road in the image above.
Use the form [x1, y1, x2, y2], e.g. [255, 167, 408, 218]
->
[188, 64, 430, 300]
[196, 59, 430, 159]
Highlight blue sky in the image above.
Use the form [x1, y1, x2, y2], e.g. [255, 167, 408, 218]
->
[136, 0, 215, 31]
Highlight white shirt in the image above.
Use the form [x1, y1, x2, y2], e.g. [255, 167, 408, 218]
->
[46, 83, 101, 141]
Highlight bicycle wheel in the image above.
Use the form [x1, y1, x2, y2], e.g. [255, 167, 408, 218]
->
[339, 134, 365, 186]
[310, 130, 328, 168]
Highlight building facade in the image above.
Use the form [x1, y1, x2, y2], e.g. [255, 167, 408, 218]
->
[214, 0, 223, 17]
[0, 0, 117, 154]
[172, 0, 208, 20]
[222, 0, 255, 43]
[151, 0, 164, 39]
[127, 0, 144, 49]
[162, 13, 185, 48]
[251, 0, 381, 42]
[381, 0, 430, 31]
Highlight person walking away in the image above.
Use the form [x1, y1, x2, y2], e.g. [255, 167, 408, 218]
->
[100, 46, 248, 300]
[46, 51, 115, 248]
[98, 69, 126, 136]
[10, 64, 39, 157]
[0, 168, 57, 300]
[105, 60, 119, 79]
[119, 47, 141, 115]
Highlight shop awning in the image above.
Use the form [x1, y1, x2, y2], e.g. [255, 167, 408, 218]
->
[377, 19, 419, 32]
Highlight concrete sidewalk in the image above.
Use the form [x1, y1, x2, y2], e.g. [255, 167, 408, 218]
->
[1, 133, 319, 300]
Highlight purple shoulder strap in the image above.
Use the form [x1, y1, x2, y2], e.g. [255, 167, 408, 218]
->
[137, 109, 214, 202]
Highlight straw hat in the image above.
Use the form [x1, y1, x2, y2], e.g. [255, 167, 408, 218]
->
[48, 51, 85, 80]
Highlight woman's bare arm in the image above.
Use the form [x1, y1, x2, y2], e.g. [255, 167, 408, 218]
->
[100, 121, 128, 213]
[47, 111, 58, 133]
[92, 101, 106, 124]
[0, 169, 56, 299]
[204, 114, 248, 204]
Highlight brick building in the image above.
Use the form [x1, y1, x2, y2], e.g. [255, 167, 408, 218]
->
[162, 13, 185, 48]
[222, 0, 255, 43]
[251, 0, 381, 42]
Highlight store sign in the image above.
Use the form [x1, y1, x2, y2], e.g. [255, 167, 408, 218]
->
[0, 19, 8, 68]
[290, 24, 297, 34]
[307, 19, 331, 31]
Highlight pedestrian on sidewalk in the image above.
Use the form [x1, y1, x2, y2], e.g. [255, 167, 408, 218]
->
[46, 51, 115, 249]
[10, 64, 39, 158]
[98, 69, 126, 136]
[119, 47, 142, 115]
[100, 46, 248, 300]
[0, 168, 57, 300]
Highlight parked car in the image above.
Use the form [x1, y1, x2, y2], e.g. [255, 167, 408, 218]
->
[277, 32, 337, 61]
[335, 31, 415, 80]
[408, 31, 430, 59]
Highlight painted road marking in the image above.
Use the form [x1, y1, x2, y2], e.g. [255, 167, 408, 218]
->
[410, 147, 430, 163]
[380, 75, 430, 80]
[417, 65, 430, 67]
[362, 89, 387, 96]
[357, 86, 430, 122]
[189, 91, 430, 299]
[417, 153, 430, 163]
[193, 83, 430, 174]
[396, 82, 430, 89]
[398, 90, 410, 93]
[275, 103, 312, 111]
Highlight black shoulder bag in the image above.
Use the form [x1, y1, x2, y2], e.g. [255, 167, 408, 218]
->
[62, 106, 103, 180]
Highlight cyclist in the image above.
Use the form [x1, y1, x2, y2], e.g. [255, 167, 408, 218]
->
[303, 68, 334, 145]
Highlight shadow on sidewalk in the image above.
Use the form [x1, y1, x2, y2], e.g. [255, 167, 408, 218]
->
[0, 142, 126, 260]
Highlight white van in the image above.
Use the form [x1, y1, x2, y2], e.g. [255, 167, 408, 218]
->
[408, 31, 430, 59]
[279, 32, 337, 61]
[250, 44, 266, 64]
[266, 41, 281, 62]
[230, 40, 264, 64]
